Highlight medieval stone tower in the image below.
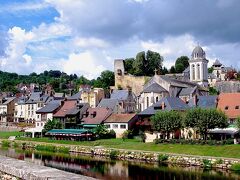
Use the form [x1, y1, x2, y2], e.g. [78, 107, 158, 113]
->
[189, 45, 209, 87]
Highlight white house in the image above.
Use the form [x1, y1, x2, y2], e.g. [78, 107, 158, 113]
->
[104, 113, 137, 138]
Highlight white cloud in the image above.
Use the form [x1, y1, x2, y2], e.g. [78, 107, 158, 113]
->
[74, 37, 109, 48]
[141, 34, 197, 68]
[22, 54, 32, 65]
[62, 51, 106, 79]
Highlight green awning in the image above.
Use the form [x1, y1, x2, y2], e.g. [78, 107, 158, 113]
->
[46, 129, 91, 136]
[82, 124, 98, 128]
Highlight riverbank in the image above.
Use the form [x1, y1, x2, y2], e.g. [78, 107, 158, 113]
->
[0, 155, 95, 180]
[0, 171, 17, 180]
[2, 139, 240, 171]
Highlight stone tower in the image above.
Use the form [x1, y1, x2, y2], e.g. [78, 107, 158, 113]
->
[189, 45, 209, 87]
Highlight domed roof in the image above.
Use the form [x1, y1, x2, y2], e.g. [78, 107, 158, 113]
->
[191, 45, 205, 59]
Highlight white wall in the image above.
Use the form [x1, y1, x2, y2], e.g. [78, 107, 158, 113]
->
[104, 123, 128, 138]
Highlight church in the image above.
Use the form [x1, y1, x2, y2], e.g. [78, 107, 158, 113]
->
[114, 45, 209, 111]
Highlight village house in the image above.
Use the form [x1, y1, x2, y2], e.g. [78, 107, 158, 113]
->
[110, 89, 136, 113]
[0, 97, 16, 125]
[217, 93, 240, 123]
[97, 98, 123, 114]
[53, 100, 89, 129]
[81, 107, 112, 129]
[68, 88, 105, 108]
[104, 113, 137, 138]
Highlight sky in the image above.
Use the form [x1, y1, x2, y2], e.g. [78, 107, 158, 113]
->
[0, 0, 240, 79]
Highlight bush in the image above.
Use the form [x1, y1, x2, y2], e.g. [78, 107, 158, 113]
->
[1, 140, 10, 147]
[215, 159, 223, 165]
[139, 131, 146, 143]
[109, 150, 119, 160]
[231, 163, 240, 171]
[58, 146, 70, 153]
[35, 144, 57, 152]
[158, 154, 168, 162]
[202, 159, 212, 169]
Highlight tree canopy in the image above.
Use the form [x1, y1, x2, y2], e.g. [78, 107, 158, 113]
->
[184, 108, 228, 140]
[125, 50, 163, 76]
[151, 110, 183, 139]
[42, 119, 63, 135]
[175, 56, 189, 73]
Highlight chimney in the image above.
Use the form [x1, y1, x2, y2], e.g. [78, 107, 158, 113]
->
[193, 95, 198, 106]
[127, 86, 132, 95]
[161, 102, 165, 110]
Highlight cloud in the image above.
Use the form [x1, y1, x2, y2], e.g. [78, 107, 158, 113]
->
[62, 51, 106, 79]
[22, 54, 32, 65]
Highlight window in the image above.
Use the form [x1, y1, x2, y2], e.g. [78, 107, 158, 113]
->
[37, 123, 39, 127]
[225, 106, 229, 110]
[120, 124, 126, 129]
[146, 97, 149, 108]
[236, 106, 239, 110]
[37, 115, 40, 119]
[113, 124, 118, 129]
[192, 64, 195, 80]
[156, 96, 159, 102]
[41, 123, 43, 127]
[197, 64, 200, 80]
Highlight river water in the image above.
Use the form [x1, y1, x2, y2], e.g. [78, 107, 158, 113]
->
[0, 148, 239, 180]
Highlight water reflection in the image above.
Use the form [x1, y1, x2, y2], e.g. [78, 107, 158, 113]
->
[0, 148, 239, 180]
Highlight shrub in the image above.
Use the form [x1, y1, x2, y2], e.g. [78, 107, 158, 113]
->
[158, 154, 168, 162]
[122, 130, 133, 141]
[231, 163, 240, 171]
[215, 159, 223, 165]
[1, 140, 10, 147]
[109, 150, 119, 160]
[35, 144, 57, 152]
[58, 146, 70, 153]
[202, 159, 212, 169]
[13, 142, 19, 148]
[139, 131, 146, 143]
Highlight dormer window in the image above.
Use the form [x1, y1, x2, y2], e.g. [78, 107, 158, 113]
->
[225, 106, 229, 110]
[236, 106, 239, 110]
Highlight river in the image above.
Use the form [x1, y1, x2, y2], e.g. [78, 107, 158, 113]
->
[0, 148, 239, 180]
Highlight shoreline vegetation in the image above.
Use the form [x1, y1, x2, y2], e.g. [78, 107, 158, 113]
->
[1, 131, 240, 159]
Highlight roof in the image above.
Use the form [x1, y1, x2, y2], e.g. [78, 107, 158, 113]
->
[26, 92, 49, 104]
[217, 93, 240, 119]
[104, 113, 136, 123]
[208, 127, 239, 135]
[97, 99, 119, 110]
[188, 95, 217, 108]
[67, 91, 82, 100]
[2, 97, 15, 105]
[183, 66, 190, 73]
[179, 86, 197, 96]
[81, 107, 112, 125]
[191, 45, 205, 59]
[213, 59, 222, 66]
[36, 100, 61, 113]
[53, 100, 78, 117]
[111, 90, 129, 100]
[143, 83, 168, 93]
[138, 97, 189, 115]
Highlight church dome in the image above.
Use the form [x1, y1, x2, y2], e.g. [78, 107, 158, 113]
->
[191, 45, 205, 59]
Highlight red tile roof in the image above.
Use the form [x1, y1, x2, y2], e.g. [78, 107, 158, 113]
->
[104, 113, 136, 123]
[53, 100, 77, 117]
[217, 93, 240, 119]
[82, 107, 112, 125]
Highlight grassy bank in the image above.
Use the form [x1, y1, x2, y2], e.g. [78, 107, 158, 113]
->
[0, 131, 23, 139]
[1, 131, 240, 159]
[13, 137, 240, 159]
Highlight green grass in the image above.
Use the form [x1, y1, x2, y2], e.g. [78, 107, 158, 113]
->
[0, 131, 23, 139]
[12, 137, 240, 159]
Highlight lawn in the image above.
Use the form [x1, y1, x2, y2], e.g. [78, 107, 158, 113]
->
[0, 131, 24, 139]
[13, 136, 240, 159]
[1, 131, 240, 159]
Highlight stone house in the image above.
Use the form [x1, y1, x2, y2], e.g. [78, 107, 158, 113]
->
[0, 97, 16, 125]
[110, 89, 136, 113]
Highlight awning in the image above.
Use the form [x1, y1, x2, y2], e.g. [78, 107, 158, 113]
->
[208, 127, 239, 135]
[82, 124, 98, 128]
[46, 129, 94, 136]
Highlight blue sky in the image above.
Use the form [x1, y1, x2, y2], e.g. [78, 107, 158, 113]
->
[0, 0, 240, 79]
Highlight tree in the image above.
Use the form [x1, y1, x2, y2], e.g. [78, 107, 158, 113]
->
[124, 58, 135, 75]
[42, 119, 63, 135]
[151, 111, 183, 139]
[208, 67, 214, 73]
[184, 108, 228, 140]
[175, 63, 185, 73]
[133, 51, 146, 76]
[209, 87, 219, 95]
[161, 67, 169, 75]
[175, 56, 189, 73]
[169, 66, 176, 73]
[146, 50, 163, 76]
[93, 70, 115, 89]
[236, 117, 240, 130]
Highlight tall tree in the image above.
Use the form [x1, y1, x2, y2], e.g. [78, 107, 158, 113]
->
[184, 108, 228, 140]
[146, 50, 163, 76]
[124, 58, 135, 75]
[151, 111, 183, 139]
[93, 70, 115, 89]
[175, 56, 189, 73]
[133, 51, 146, 76]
